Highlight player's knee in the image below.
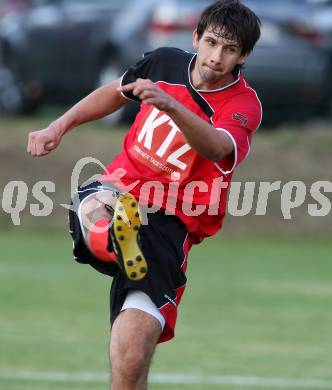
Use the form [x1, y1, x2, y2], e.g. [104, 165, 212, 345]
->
[79, 196, 108, 228]
[114, 347, 149, 383]
[76, 194, 116, 262]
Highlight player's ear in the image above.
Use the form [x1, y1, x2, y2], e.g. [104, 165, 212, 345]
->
[193, 29, 199, 50]
[238, 52, 250, 65]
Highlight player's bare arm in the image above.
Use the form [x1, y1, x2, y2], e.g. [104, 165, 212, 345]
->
[27, 79, 128, 157]
[119, 78, 234, 162]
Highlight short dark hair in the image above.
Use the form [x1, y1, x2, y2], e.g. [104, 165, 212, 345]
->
[196, 0, 261, 55]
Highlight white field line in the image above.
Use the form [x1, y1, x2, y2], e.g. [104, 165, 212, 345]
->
[1, 371, 332, 388]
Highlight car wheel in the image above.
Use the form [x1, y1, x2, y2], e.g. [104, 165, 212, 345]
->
[0, 65, 39, 114]
[0, 65, 25, 114]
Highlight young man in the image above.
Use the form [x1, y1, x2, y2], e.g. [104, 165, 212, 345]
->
[27, 1, 262, 388]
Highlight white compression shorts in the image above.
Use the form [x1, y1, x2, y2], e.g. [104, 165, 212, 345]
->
[121, 290, 166, 330]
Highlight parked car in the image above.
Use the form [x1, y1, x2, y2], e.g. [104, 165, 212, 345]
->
[146, 0, 332, 125]
[0, 0, 331, 126]
[246, 0, 332, 51]
[244, 0, 332, 120]
[0, 0, 157, 118]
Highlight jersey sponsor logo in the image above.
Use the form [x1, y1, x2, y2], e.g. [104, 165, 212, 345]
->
[132, 107, 194, 179]
[232, 112, 248, 125]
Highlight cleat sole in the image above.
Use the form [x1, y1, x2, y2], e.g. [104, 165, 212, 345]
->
[112, 193, 147, 281]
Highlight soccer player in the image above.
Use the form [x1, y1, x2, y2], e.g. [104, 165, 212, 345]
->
[27, 1, 262, 389]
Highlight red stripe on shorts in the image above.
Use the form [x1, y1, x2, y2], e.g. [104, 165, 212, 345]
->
[158, 234, 194, 343]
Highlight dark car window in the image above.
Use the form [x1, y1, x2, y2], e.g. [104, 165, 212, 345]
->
[62, 0, 124, 4]
[305, 0, 332, 3]
[30, 0, 60, 6]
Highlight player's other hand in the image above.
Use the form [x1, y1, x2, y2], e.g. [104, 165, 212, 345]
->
[118, 78, 177, 112]
[27, 125, 62, 157]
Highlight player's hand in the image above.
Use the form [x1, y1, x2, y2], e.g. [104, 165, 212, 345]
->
[27, 125, 62, 157]
[118, 78, 177, 112]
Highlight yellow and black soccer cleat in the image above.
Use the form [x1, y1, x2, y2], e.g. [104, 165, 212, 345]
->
[110, 193, 147, 281]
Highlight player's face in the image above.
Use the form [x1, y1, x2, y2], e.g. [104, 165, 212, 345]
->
[192, 27, 249, 89]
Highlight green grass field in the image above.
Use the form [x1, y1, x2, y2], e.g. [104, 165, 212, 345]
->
[1, 114, 332, 388]
[1, 229, 331, 389]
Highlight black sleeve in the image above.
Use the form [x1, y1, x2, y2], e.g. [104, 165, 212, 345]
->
[120, 51, 155, 101]
[120, 47, 191, 101]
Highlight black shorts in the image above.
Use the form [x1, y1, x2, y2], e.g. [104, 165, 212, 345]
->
[68, 180, 193, 343]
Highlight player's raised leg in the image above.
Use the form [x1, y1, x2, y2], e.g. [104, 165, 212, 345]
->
[110, 308, 162, 390]
[78, 192, 117, 263]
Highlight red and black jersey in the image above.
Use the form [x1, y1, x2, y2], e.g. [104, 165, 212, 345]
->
[103, 47, 262, 243]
